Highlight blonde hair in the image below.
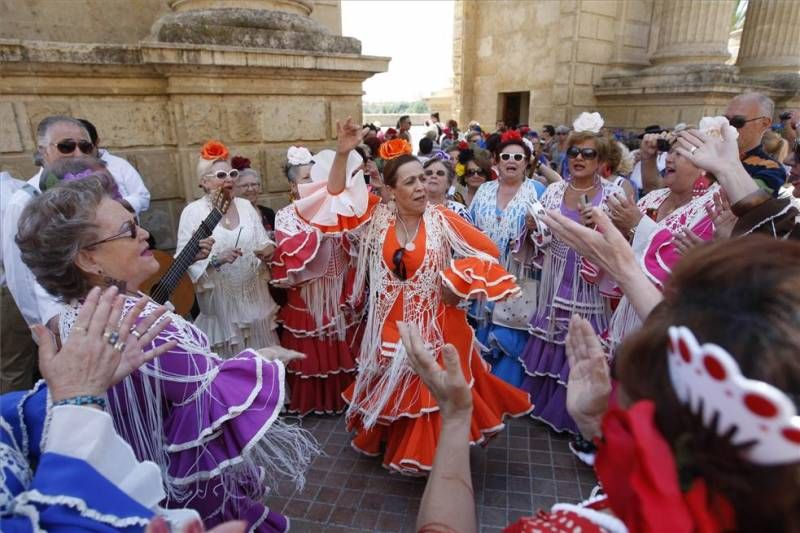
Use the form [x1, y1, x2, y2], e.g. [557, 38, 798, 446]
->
[196, 157, 228, 181]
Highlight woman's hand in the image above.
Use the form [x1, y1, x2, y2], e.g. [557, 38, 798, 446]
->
[672, 227, 704, 255]
[146, 516, 247, 533]
[705, 190, 737, 240]
[36, 287, 176, 403]
[565, 315, 611, 440]
[336, 117, 364, 155]
[674, 126, 741, 179]
[608, 192, 642, 236]
[256, 346, 306, 364]
[255, 243, 275, 262]
[398, 321, 472, 422]
[640, 134, 659, 160]
[217, 248, 243, 265]
[194, 237, 215, 263]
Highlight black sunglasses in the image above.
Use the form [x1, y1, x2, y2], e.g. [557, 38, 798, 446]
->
[392, 248, 407, 281]
[84, 219, 138, 248]
[466, 168, 485, 177]
[424, 169, 447, 177]
[499, 153, 525, 162]
[52, 139, 94, 155]
[567, 146, 598, 160]
[725, 115, 767, 129]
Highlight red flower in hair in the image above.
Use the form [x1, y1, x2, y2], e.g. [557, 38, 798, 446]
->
[458, 140, 469, 150]
[200, 140, 229, 161]
[500, 130, 523, 143]
[231, 155, 251, 171]
[378, 138, 413, 160]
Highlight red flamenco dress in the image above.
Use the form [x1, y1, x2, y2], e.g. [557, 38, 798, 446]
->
[271, 205, 364, 415]
[294, 149, 533, 474]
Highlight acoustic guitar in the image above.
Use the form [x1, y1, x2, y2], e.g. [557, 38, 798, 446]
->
[140, 188, 233, 316]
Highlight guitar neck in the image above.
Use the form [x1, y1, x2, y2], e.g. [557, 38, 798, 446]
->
[151, 208, 223, 305]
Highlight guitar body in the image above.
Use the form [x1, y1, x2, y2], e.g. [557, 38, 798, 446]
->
[141, 250, 196, 316]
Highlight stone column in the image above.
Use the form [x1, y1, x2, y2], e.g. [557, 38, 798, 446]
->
[736, 0, 800, 76]
[649, 0, 737, 65]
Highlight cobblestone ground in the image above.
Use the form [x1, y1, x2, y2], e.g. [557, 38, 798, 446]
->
[268, 414, 597, 532]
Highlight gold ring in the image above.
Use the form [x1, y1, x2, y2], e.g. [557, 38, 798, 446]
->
[73, 326, 87, 334]
[113, 341, 126, 352]
[103, 329, 112, 341]
[690, 145, 698, 154]
[130, 329, 142, 339]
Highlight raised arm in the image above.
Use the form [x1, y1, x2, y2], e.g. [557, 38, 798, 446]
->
[327, 117, 364, 195]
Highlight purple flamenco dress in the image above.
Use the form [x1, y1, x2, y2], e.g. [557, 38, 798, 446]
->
[60, 298, 319, 532]
[519, 180, 619, 434]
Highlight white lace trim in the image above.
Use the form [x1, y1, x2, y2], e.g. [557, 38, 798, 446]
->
[13, 489, 152, 528]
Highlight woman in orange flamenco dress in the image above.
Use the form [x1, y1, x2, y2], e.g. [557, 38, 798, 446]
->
[293, 119, 533, 474]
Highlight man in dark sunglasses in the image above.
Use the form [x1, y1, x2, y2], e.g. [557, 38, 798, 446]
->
[724, 92, 787, 196]
[34, 116, 93, 175]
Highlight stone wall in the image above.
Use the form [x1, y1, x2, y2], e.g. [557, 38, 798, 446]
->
[0, 0, 385, 250]
[452, 0, 800, 131]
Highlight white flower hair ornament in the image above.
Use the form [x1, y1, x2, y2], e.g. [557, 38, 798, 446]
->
[667, 326, 800, 465]
[573, 112, 604, 134]
[698, 116, 739, 140]
[287, 146, 313, 166]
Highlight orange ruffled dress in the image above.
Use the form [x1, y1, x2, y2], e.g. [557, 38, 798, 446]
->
[294, 155, 532, 474]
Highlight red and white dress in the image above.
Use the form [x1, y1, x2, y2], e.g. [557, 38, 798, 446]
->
[271, 205, 363, 415]
[293, 150, 533, 474]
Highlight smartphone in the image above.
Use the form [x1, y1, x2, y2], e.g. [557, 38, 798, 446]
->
[656, 138, 671, 152]
[578, 193, 593, 226]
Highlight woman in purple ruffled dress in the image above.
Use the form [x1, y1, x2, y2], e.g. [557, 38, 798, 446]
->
[16, 176, 317, 532]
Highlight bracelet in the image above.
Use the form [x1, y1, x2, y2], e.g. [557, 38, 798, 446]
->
[209, 254, 222, 271]
[53, 395, 106, 410]
[730, 189, 771, 217]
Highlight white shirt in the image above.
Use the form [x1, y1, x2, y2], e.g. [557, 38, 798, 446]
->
[0, 172, 24, 287]
[2, 169, 63, 326]
[100, 149, 151, 214]
[630, 152, 667, 190]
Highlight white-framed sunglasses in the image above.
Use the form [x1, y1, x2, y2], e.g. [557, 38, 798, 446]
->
[499, 153, 525, 162]
[205, 169, 240, 180]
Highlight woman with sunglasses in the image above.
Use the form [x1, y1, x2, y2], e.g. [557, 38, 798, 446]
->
[16, 177, 316, 531]
[422, 156, 473, 223]
[518, 124, 624, 439]
[452, 145, 492, 207]
[270, 145, 363, 416]
[603, 120, 726, 356]
[467, 131, 547, 387]
[176, 141, 279, 357]
[294, 119, 531, 475]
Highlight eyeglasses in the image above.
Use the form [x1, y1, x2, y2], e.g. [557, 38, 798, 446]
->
[51, 139, 94, 155]
[236, 182, 260, 190]
[499, 153, 526, 162]
[84, 219, 138, 248]
[725, 115, 768, 129]
[392, 248, 407, 281]
[466, 168, 485, 177]
[424, 169, 447, 177]
[567, 146, 598, 160]
[205, 169, 239, 180]
[556, 132, 568, 136]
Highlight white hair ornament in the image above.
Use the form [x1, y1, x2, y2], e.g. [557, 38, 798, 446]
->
[287, 146, 313, 166]
[667, 326, 800, 465]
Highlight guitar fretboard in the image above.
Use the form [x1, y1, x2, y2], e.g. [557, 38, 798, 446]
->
[151, 208, 223, 305]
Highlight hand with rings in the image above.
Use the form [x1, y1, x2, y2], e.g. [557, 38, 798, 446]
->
[35, 286, 177, 403]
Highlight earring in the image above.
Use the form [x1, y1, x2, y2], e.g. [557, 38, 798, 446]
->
[388, 197, 396, 212]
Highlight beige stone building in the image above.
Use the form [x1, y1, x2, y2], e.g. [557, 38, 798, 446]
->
[451, 0, 800, 131]
[0, 0, 388, 248]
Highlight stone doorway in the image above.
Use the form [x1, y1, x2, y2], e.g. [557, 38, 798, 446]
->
[498, 91, 530, 128]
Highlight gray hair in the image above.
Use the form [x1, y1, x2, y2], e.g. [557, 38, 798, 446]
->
[423, 157, 456, 184]
[555, 125, 570, 134]
[284, 163, 311, 183]
[16, 178, 106, 300]
[34, 115, 90, 167]
[238, 168, 261, 181]
[732, 92, 775, 118]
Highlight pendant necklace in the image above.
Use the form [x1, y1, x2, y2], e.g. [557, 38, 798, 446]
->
[397, 214, 422, 252]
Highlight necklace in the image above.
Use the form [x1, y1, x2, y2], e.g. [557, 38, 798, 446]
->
[396, 214, 422, 252]
[568, 179, 598, 192]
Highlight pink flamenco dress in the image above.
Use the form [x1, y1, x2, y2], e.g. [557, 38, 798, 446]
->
[271, 203, 364, 416]
[293, 149, 533, 474]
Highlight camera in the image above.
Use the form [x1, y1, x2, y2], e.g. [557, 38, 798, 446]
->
[656, 138, 671, 152]
[779, 112, 793, 121]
